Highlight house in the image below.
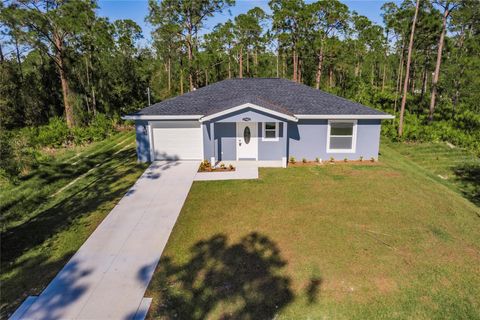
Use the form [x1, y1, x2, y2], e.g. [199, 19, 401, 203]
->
[123, 78, 394, 167]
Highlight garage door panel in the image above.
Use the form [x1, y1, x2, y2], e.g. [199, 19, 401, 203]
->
[152, 123, 202, 160]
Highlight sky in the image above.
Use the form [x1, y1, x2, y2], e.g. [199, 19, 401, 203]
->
[97, 0, 394, 46]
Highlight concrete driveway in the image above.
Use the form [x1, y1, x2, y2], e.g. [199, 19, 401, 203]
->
[12, 161, 199, 320]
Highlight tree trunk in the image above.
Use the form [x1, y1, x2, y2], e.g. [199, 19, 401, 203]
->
[276, 49, 279, 77]
[180, 68, 184, 95]
[394, 38, 406, 113]
[239, 46, 243, 78]
[292, 48, 297, 82]
[315, 44, 324, 89]
[168, 57, 171, 93]
[0, 42, 4, 63]
[254, 49, 258, 76]
[329, 66, 334, 87]
[205, 68, 208, 85]
[298, 58, 302, 83]
[228, 53, 232, 79]
[428, 5, 449, 122]
[398, 0, 420, 137]
[246, 49, 250, 76]
[420, 58, 428, 101]
[54, 31, 74, 128]
[186, 37, 194, 91]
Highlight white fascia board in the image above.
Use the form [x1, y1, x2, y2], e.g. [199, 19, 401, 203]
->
[122, 115, 203, 120]
[295, 114, 395, 120]
[199, 103, 298, 122]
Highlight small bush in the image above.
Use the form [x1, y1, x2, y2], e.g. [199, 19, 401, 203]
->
[220, 163, 226, 169]
[289, 156, 296, 164]
[199, 160, 211, 171]
[371, 157, 375, 162]
[359, 156, 364, 162]
[344, 157, 348, 162]
[302, 158, 307, 163]
[35, 117, 71, 147]
[228, 164, 234, 170]
[315, 157, 321, 163]
[330, 157, 335, 162]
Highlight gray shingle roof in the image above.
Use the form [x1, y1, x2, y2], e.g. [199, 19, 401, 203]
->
[133, 78, 389, 117]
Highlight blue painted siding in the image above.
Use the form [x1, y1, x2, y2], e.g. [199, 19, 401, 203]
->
[135, 120, 151, 162]
[202, 122, 213, 161]
[258, 122, 286, 161]
[137, 118, 382, 163]
[215, 122, 236, 161]
[288, 119, 381, 161]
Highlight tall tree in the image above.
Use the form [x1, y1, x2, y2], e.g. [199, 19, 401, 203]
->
[310, 0, 349, 89]
[148, 0, 234, 91]
[428, 0, 460, 121]
[269, 0, 305, 82]
[12, 0, 96, 128]
[398, 0, 421, 136]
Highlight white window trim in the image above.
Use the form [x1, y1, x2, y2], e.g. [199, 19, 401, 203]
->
[262, 122, 279, 142]
[326, 120, 357, 153]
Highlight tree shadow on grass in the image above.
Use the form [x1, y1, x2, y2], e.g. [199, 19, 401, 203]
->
[0, 149, 142, 266]
[147, 232, 294, 319]
[453, 163, 480, 207]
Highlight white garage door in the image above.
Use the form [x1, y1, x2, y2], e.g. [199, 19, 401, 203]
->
[151, 121, 203, 160]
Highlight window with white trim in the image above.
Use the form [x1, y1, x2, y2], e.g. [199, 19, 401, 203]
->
[327, 120, 357, 153]
[262, 122, 279, 141]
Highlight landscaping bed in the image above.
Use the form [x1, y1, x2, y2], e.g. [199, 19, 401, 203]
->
[198, 160, 235, 172]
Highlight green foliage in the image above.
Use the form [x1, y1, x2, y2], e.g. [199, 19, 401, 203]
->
[289, 156, 296, 164]
[382, 110, 480, 156]
[34, 117, 71, 147]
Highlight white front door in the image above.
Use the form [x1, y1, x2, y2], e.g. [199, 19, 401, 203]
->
[236, 122, 258, 160]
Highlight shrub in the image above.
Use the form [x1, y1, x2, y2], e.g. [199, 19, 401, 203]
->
[315, 157, 321, 163]
[199, 160, 211, 171]
[220, 163, 226, 169]
[344, 157, 348, 162]
[359, 156, 364, 162]
[35, 117, 71, 147]
[289, 156, 296, 164]
[330, 157, 335, 162]
[302, 158, 307, 163]
[228, 164, 234, 170]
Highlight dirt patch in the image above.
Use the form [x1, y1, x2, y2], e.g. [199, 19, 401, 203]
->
[374, 276, 398, 293]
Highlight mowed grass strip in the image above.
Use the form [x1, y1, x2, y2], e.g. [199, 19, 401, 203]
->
[388, 140, 479, 206]
[145, 144, 480, 319]
[0, 130, 147, 318]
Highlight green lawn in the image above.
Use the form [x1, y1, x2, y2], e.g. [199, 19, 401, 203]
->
[0, 130, 147, 318]
[145, 142, 480, 319]
[388, 140, 479, 206]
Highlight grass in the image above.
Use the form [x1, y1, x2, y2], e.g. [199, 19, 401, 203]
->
[387, 140, 479, 206]
[145, 142, 480, 319]
[0, 130, 147, 318]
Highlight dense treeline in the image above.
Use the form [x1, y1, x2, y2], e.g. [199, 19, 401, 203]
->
[1, 0, 479, 153]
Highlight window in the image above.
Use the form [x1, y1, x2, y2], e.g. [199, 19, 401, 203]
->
[327, 120, 357, 153]
[262, 122, 279, 141]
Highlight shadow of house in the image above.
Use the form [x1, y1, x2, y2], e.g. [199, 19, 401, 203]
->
[147, 232, 293, 319]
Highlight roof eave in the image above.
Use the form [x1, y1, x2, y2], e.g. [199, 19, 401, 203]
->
[121, 115, 203, 120]
[199, 103, 298, 123]
[295, 114, 395, 120]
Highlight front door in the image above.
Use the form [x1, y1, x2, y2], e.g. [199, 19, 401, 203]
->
[236, 122, 258, 160]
